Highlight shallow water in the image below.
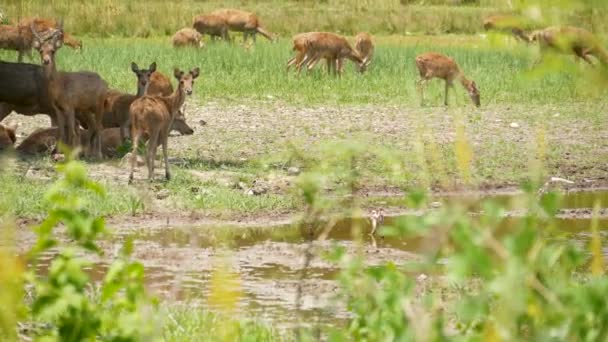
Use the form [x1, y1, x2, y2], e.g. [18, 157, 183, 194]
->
[30, 190, 608, 329]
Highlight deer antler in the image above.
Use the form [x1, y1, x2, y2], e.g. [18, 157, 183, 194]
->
[30, 22, 43, 42]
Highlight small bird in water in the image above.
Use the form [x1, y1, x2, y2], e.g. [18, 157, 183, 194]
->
[370, 209, 385, 236]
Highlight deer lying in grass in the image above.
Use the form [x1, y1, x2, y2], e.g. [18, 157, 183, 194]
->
[0, 18, 81, 62]
[415, 52, 480, 107]
[483, 15, 530, 43]
[0, 123, 17, 151]
[355, 32, 374, 71]
[17, 126, 124, 157]
[172, 28, 204, 48]
[302, 32, 365, 76]
[103, 62, 156, 142]
[529, 26, 608, 66]
[32, 23, 108, 158]
[193, 14, 229, 41]
[129, 67, 200, 182]
[211, 9, 273, 43]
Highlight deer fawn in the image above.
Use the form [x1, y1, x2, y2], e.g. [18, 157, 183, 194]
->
[483, 15, 530, 43]
[415, 52, 480, 107]
[304, 32, 365, 76]
[193, 14, 230, 41]
[355, 32, 374, 71]
[147, 70, 195, 136]
[103, 62, 156, 142]
[211, 9, 273, 43]
[172, 28, 204, 48]
[129, 68, 200, 182]
[529, 26, 608, 66]
[31, 23, 108, 158]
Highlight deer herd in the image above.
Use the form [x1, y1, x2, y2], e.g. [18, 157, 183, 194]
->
[1, 9, 607, 183]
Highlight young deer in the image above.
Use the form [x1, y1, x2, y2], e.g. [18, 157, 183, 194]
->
[286, 32, 319, 73]
[415, 52, 480, 107]
[211, 9, 273, 43]
[193, 14, 230, 41]
[172, 28, 204, 48]
[529, 26, 608, 66]
[355, 32, 374, 71]
[129, 68, 200, 182]
[103, 62, 156, 142]
[303, 32, 365, 76]
[147, 70, 195, 135]
[483, 15, 530, 43]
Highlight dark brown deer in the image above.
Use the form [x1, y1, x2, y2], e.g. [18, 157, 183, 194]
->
[129, 67, 199, 182]
[103, 62, 157, 142]
[193, 14, 229, 41]
[0, 123, 17, 151]
[415, 52, 480, 107]
[211, 9, 274, 43]
[31, 23, 108, 158]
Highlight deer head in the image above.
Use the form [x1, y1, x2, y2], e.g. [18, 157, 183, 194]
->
[173, 67, 200, 96]
[466, 80, 481, 107]
[31, 19, 64, 66]
[131, 62, 157, 96]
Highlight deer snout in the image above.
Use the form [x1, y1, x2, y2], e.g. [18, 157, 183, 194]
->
[42, 56, 51, 65]
[185, 89, 193, 95]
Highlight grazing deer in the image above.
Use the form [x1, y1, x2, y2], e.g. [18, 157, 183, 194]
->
[529, 26, 608, 66]
[129, 67, 200, 182]
[172, 28, 204, 48]
[211, 9, 273, 43]
[17, 126, 124, 158]
[31, 23, 108, 158]
[415, 52, 480, 107]
[193, 14, 230, 41]
[355, 32, 374, 71]
[103, 62, 156, 142]
[0, 123, 17, 151]
[483, 15, 530, 43]
[286, 32, 318, 73]
[303, 32, 365, 76]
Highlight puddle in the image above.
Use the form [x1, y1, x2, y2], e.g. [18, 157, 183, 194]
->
[23, 190, 608, 330]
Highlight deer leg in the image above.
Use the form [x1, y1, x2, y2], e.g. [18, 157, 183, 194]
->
[444, 81, 450, 106]
[147, 128, 161, 181]
[64, 108, 77, 149]
[337, 58, 344, 77]
[17, 50, 23, 63]
[306, 54, 322, 73]
[326, 58, 332, 75]
[161, 134, 170, 181]
[129, 132, 140, 183]
[252, 31, 257, 43]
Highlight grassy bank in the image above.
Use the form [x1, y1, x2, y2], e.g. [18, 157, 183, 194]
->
[1, 36, 606, 106]
[2, 0, 608, 37]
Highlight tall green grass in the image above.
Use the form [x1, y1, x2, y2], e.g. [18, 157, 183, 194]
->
[1, 36, 603, 106]
[2, 0, 607, 37]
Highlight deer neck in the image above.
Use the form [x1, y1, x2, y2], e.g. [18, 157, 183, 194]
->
[162, 84, 186, 117]
[135, 84, 147, 97]
[457, 72, 472, 89]
[41, 58, 60, 88]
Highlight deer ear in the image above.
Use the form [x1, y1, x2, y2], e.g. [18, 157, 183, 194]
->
[131, 62, 139, 73]
[190, 67, 200, 79]
[149, 62, 157, 72]
[174, 68, 184, 80]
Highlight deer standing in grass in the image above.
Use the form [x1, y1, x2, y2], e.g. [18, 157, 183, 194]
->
[193, 14, 230, 41]
[529, 26, 608, 66]
[415, 52, 480, 107]
[147, 70, 195, 136]
[32, 23, 108, 158]
[103, 62, 156, 142]
[129, 68, 199, 182]
[355, 32, 374, 71]
[303, 32, 366, 76]
[286, 32, 319, 73]
[211, 9, 273, 43]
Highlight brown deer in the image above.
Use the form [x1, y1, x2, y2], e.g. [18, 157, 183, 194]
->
[103, 62, 157, 142]
[529, 26, 608, 66]
[302, 32, 365, 76]
[172, 28, 204, 48]
[17, 126, 124, 158]
[286, 32, 323, 73]
[193, 14, 230, 41]
[0, 123, 17, 151]
[355, 32, 374, 71]
[0, 23, 31, 62]
[415, 52, 480, 107]
[483, 15, 530, 43]
[128, 67, 200, 182]
[31, 23, 108, 158]
[147, 70, 195, 136]
[211, 9, 273, 43]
